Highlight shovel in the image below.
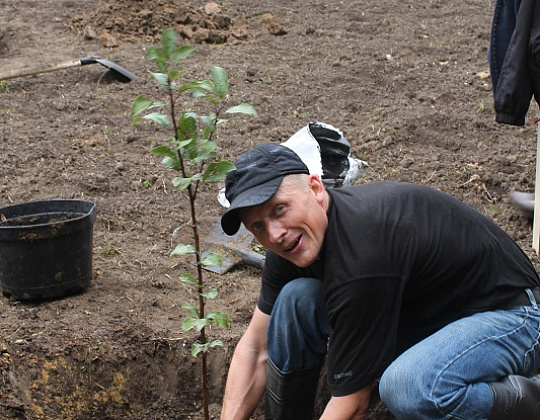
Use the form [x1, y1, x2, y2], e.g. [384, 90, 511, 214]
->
[0, 55, 138, 83]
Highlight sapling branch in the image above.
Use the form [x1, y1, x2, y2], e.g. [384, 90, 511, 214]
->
[130, 28, 256, 420]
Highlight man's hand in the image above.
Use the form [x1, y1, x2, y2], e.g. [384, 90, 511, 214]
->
[320, 384, 373, 420]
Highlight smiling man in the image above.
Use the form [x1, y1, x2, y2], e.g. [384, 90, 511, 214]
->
[219, 143, 540, 420]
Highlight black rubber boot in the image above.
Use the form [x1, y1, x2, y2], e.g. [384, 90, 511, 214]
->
[265, 358, 322, 420]
[489, 375, 540, 419]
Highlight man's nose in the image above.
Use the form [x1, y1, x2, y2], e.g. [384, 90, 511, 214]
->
[267, 220, 286, 244]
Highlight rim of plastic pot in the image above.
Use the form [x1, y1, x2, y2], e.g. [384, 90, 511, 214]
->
[0, 199, 97, 241]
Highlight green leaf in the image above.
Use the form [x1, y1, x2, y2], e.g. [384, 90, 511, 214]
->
[200, 288, 219, 299]
[173, 138, 197, 157]
[147, 46, 164, 62]
[208, 339, 224, 349]
[147, 47, 168, 71]
[211, 66, 228, 98]
[192, 140, 218, 164]
[225, 103, 258, 116]
[161, 28, 179, 57]
[151, 72, 170, 91]
[171, 243, 196, 257]
[189, 80, 216, 102]
[167, 68, 185, 81]
[191, 90, 218, 104]
[182, 317, 208, 332]
[172, 176, 192, 189]
[179, 273, 198, 287]
[131, 96, 155, 119]
[161, 156, 181, 171]
[200, 137, 218, 151]
[150, 145, 176, 158]
[207, 311, 230, 328]
[177, 80, 202, 93]
[197, 114, 216, 130]
[201, 252, 222, 268]
[194, 319, 209, 332]
[150, 145, 181, 171]
[178, 114, 197, 139]
[182, 316, 196, 332]
[172, 174, 201, 189]
[171, 45, 196, 65]
[202, 125, 214, 140]
[191, 342, 204, 357]
[191, 340, 223, 356]
[150, 145, 178, 158]
[190, 80, 214, 92]
[183, 110, 198, 120]
[181, 302, 199, 317]
[202, 161, 235, 182]
[143, 112, 170, 127]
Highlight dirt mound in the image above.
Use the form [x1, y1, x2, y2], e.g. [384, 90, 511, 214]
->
[0, 320, 230, 419]
[67, 0, 247, 46]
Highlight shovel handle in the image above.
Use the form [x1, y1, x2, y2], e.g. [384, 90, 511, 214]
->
[0, 59, 88, 81]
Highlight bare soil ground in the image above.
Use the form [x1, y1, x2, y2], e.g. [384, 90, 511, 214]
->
[1, 0, 539, 419]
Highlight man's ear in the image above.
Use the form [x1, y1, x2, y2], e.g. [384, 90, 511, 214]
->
[308, 174, 326, 201]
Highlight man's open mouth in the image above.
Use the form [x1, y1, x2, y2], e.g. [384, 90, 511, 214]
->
[285, 235, 301, 252]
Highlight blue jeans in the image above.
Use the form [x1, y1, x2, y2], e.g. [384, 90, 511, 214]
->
[489, 0, 523, 92]
[267, 278, 540, 419]
[267, 278, 330, 372]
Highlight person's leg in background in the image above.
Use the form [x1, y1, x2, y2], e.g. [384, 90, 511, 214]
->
[489, 0, 534, 215]
[489, 0, 523, 92]
[265, 277, 330, 420]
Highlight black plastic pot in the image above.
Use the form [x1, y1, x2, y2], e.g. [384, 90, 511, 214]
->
[0, 199, 96, 300]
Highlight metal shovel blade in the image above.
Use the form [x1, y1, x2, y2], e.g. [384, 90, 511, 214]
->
[87, 56, 138, 83]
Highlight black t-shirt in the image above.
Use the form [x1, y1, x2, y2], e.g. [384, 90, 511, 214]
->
[258, 182, 540, 397]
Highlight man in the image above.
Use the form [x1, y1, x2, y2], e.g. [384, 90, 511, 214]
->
[219, 143, 540, 420]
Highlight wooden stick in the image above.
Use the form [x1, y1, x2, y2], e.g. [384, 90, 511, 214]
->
[0, 60, 83, 81]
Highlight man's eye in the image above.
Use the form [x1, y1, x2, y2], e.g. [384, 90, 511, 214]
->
[276, 205, 285, 214]
[252, 222, 263, 232]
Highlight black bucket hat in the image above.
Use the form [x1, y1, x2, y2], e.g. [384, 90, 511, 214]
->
[221, 143, 309, 236]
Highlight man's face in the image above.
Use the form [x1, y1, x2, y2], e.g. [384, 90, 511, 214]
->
[240, 175, 328, 267]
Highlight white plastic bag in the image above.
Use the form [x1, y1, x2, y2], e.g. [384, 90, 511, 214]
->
[218, 122, 368, 208]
